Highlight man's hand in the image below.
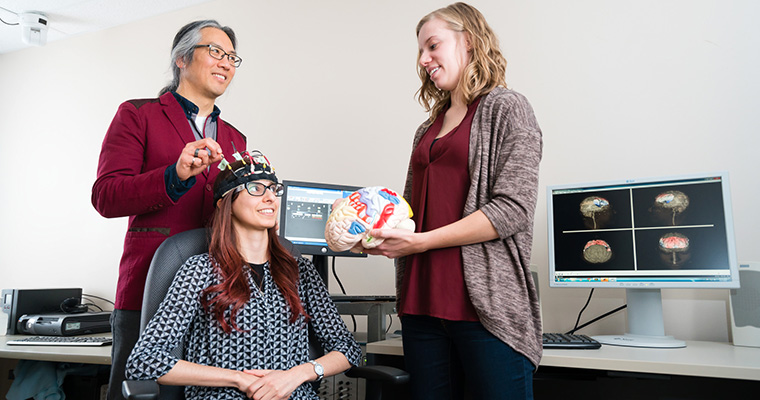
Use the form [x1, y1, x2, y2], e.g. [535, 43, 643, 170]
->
[176, 138, 224, 181]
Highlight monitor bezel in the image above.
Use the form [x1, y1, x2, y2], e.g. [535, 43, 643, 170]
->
[546, 171, 740, 289]
[278, 179, 367, 258]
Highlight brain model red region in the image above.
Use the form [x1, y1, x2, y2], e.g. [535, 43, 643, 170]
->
[325, 186, 415, 252]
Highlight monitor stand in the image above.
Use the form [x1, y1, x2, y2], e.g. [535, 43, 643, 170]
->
[311, 255, 329, 289]
[593, 288, 686, 348]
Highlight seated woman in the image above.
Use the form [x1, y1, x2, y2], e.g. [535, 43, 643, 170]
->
[126, 151, 362, 400]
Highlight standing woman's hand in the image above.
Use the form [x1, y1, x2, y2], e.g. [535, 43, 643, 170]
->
[176, 138, 225, 181]
[365, 210, 499, 259]
[363, 228, 428, 259]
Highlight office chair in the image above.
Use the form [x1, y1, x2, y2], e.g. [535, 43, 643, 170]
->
[122, 228, 407, 400]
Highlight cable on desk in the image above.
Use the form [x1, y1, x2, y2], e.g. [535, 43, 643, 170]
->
[569, 289, 594, 334]
[82, 293, 115, 306]
[566, 288, 627, 335]
[83, 303, 104, 312]
[80, 294, 115, 313]
[567, 304, 627, 335]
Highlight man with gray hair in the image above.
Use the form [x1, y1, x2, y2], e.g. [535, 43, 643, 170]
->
[92, 20, 246, 399]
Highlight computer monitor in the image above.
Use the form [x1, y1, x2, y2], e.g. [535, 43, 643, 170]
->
[278, 180, 367, 288]
[547, 172, 740, 348]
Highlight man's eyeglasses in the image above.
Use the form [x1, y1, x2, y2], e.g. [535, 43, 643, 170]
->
[240, 182, 284, 197]
[194, 44, 242, 68]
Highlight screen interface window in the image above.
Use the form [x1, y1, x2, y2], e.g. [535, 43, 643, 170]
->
[550, 177, 732, 285]
[283, 185, 354, 246]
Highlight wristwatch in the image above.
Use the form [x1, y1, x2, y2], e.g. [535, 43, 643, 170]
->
[308, 360, 324, 382]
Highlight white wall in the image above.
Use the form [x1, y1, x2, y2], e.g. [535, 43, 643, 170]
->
[1, 0, 758, 342]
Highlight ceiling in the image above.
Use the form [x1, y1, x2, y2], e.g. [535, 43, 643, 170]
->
[0, 0, 214, 54]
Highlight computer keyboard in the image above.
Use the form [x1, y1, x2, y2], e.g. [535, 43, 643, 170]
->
[542, 333, 601, 349]
[6, 336, 113, 347]
[331, 295, 396, 302]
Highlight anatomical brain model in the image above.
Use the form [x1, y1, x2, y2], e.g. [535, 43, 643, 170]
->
[325, 186, 415, 252]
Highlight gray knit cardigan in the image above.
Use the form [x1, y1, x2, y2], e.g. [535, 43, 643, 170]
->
[396, 87, 543, 367]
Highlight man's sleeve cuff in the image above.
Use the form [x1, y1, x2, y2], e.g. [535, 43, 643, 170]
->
[164, 164, 195, 202]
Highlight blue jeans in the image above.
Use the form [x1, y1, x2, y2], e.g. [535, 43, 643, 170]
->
[401, 315, 534, 400]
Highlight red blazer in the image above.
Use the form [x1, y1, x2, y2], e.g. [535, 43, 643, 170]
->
[92, 92, 246, 310]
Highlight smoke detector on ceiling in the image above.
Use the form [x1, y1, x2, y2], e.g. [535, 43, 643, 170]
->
[20, 12, 48, 46]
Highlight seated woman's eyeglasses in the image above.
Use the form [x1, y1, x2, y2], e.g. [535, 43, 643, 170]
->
[242, 182, 284, 197]
[195, 44, 243, 67]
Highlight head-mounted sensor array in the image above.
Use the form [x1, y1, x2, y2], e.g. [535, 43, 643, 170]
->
[213, 148, 278, 203]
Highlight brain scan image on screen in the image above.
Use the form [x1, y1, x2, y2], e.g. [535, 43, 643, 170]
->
[582, 239, 613, 264]
[658, 232, 691, 267]
[579, 196, 612, 229]
[650, 190, 690, 226]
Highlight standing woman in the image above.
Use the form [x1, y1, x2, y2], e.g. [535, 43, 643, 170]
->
[366, 3, 543, 399]
[126, 153, 361, 400]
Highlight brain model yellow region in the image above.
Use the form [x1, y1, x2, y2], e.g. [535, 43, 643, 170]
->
[325, 186, 415, 252]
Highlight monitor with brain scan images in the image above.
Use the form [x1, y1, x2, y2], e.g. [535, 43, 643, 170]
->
[546, 172, 739, 348]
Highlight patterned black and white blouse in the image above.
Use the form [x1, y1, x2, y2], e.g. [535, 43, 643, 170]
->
[126, 254, 362, 399]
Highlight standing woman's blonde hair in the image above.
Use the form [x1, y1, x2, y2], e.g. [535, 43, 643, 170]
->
[416, 2, 507, 120]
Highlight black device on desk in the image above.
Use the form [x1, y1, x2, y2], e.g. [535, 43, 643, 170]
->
[17, 311, 112, 336]
[1, 288, 84, 334]
[542, 332, 601, 349]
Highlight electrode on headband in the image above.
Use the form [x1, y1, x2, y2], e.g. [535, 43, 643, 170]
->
[213, 147, 278, 202]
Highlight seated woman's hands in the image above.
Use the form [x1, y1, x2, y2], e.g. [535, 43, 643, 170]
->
[241, 366, 310, 400]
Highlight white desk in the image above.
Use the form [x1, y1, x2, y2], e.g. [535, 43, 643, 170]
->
[0, 334, 112, 365]
[367, 337, 760, 381]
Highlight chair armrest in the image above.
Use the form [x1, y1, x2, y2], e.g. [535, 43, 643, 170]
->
[122, 380, 159, 400]
[345, 365, 410, 384]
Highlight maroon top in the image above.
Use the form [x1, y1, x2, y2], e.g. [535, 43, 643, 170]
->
[399, 98, 481, 321]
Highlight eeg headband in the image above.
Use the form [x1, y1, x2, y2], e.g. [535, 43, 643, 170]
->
[213, 148, 278, 203]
